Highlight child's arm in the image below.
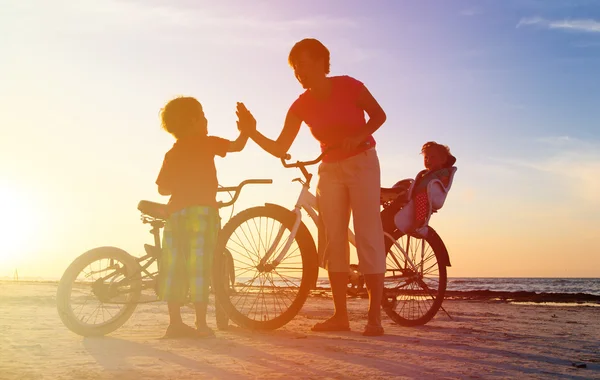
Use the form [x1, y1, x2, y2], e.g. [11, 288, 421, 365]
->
[156, 152, 173, 196]
[227, 131, 249, 153]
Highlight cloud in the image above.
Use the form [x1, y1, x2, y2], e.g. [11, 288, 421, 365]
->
[512, 0, 600, 11]
[517, 17, 600, 33]
[572, 40, 600, 48]
[35, 0, 358, 34]
[508, 136, 600, 206]
[7, 0, 361, 52]
[535, 135, 579, 145]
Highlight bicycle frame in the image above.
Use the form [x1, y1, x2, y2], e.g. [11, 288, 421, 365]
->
[258, 166, 422, 276]
[93, 179, 273, 300]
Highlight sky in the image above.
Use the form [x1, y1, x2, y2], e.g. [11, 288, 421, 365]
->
[1, 0, 599, 279]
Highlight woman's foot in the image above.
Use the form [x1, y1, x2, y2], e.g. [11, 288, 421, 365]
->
[362, 324, 384, 337]
[162, 322, 203, 339]
[311, 317, 351, 332]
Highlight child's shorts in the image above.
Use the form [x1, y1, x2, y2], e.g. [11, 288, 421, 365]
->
[158, 205, 220, 303]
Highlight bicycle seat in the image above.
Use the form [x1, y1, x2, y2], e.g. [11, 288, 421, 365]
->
[137, 200, 168, 220]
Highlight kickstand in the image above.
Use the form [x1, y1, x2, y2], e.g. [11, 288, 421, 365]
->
[439, 303, 453, 320]
[418, 279, 454, 321]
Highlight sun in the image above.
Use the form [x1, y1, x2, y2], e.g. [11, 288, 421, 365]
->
[0, 183, 37, 264]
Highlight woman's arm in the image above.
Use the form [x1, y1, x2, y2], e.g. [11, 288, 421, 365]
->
[341, 85, 387, 151]
[237, 102, 302, 158]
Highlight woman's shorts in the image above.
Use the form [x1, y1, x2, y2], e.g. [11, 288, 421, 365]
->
[316, 148, 386, 275]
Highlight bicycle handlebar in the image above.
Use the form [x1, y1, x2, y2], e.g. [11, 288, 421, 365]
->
[217, 179, 272, 208]
[280, 150, 328, 168]
[280, 141, 372, 169]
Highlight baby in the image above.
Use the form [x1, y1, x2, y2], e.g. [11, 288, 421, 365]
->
[380, 142, 456, 233]
[412, 141, 455, 226]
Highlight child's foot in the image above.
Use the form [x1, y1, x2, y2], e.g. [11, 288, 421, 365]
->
[162, 322, 203, 339]
[195, 323, 216, 338]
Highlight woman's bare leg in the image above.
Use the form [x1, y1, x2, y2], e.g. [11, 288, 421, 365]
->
[364, 273, 384, 327]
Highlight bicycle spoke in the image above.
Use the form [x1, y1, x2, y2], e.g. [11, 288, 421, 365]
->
[66, 256, 137, 327]
[218, 209, 312, 327]
[383, 231, 446, 326]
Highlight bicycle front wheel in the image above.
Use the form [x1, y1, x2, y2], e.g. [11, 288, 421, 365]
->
[382, 229, 447, 326]
[213, 205, 318, 330]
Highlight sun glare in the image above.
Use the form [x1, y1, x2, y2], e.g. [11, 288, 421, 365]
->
[0, 184, 37, 264]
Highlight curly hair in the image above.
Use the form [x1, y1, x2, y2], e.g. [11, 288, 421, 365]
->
[288, 38, 331, 74]
[421, 141, 451, 158]
[159, 96, 204, 139]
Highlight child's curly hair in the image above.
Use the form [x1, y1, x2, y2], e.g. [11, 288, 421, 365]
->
[421, 141, 451, 158]
[160, 96, 203, 139]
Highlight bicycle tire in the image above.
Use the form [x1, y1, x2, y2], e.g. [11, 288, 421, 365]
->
[214, 249, 233, 330]
[56, 247, 142, 336]
[382, 229, 447, 326]
[212, 204, 318, 330]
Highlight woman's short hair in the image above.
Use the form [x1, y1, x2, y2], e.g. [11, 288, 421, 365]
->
[288, 38, 331, 74]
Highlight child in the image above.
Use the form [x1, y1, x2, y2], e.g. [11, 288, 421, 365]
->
[412, 141, 455, 227]
[155, 96, 250, 339]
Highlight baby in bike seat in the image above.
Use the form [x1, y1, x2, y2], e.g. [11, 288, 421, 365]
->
[381, 141, 457, 235]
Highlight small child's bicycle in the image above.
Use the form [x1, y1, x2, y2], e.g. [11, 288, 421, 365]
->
[211, 150, 457, 330]
[56, 179, 271, 337]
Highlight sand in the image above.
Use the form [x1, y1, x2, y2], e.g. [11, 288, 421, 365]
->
[1, 281, 599, 379]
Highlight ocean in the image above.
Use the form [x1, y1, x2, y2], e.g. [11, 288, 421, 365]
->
[3, 276, 600, 298]
[317, 277, 600, 297]
[447, 277, 600, 296]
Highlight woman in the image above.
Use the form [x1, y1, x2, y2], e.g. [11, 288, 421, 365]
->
[236, 38, 387, 336]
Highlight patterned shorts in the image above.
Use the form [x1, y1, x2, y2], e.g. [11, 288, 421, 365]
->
[158, 206, 220, 303]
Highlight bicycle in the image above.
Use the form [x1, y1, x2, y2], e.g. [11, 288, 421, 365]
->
[212, 148, 456, 330]
[56, 179, 271, 337]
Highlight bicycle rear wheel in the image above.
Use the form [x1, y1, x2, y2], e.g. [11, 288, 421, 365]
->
[213, 205, 318, 330]
[382, 229, 447, 326]
[56, 247, 142, 336]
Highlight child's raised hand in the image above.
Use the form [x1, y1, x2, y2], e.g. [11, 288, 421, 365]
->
[236, 102, 256, 133]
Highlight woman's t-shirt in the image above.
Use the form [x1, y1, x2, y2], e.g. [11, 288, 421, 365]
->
[289, 75, 376, 162]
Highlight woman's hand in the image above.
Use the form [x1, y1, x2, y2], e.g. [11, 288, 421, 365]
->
[236, 102, 257, 135]
[341, 135, 368, 151]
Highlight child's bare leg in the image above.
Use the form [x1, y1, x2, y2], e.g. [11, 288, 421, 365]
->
[168, 302, 183, 324]
[194, 302, 215, 337]
[163, 302, 200, 338]
[194, 302, 208, 328]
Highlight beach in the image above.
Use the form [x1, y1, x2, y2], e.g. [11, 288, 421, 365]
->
[1, 281, 599, 379]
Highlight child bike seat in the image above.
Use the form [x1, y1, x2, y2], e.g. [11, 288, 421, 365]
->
[393, 166, 458, 237]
